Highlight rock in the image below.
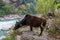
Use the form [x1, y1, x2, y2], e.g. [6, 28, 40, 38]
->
[56, 36, 60, 40]
[56, 39, 60, 40]
[14, 35, 21, 40]
[0, 14, 21, 20]
[21, 31, 55, 40]
[21, 31, 35, 40]
[46, 19, 54, 29]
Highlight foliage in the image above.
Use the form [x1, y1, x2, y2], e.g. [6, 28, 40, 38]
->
[3, 4, 15, 14]
[3, 30, 22, 40]
[2, 36, 13, 40]
[0, 0, 15, 16]
[35, 0, 60, 15]
[0, 0, 5, 16]
[0, 0, 60, 15]
[18, 2, 36, 14]
[36, 0, 54, 14]
[48, 18, 60, 37]
[54, 0, 60, 9]
[0, 4, 15, 16]
[0, 0, 37, 16]
[0, 0, 4, 8]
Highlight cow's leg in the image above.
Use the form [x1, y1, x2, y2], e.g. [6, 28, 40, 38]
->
[39, 27, 43, 36]
[30, 26, 33, 31]
[39, 27, 44, 36]
[39, 22, 44, 36]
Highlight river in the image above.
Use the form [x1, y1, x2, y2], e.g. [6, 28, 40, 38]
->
[0, 18, 21, 39]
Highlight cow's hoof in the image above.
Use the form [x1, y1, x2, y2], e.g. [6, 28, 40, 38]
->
[38, 34, 42, 36]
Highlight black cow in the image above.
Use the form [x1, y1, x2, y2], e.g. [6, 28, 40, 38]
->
[13, 14, 47, 36]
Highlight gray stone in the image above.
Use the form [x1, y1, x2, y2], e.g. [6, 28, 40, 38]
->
[14, 35, 21, 40]
[20, 31, 55, 40]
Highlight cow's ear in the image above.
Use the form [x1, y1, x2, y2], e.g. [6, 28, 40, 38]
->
[25, 14, 30, 17]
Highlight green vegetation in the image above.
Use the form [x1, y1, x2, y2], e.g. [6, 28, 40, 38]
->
[36, 0, 54, 14]
[0, 0, 15, 16]
[36, 0, 60, 15]
[2, 30, 22, 40]
[48, 18, 60, 38]
[0, 0, 60, 15]
[0, 0, 36, 16]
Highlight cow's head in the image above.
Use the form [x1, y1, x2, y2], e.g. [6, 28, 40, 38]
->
[13, 21, 22, 30]
[13, 14, 31, 30]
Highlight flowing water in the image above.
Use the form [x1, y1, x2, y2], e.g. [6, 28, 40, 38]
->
[0, 18, 21, 39]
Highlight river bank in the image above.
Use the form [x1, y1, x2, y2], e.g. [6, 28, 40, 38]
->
[0, 14, 60, 40]
[0, 14, 22, 40]
[0, 14, 24, 21]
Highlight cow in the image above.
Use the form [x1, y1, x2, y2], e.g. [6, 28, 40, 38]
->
[13, 14, 47, 36]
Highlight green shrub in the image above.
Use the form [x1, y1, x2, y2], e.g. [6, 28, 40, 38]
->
[3, 30, 22, 40]
[48, 18, 60, 37]
[0, 4, 15, 16]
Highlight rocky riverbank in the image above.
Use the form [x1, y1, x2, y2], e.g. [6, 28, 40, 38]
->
[1, 14, 60, 40]
[0, 14, 24, 21]
[12, 26, 56, 40]
[13, 26, 60, 40]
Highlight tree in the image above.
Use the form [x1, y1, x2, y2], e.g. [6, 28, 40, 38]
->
[17, 0, 36, 14]
[0, 0, 5, 16]
[0, 0, 15, 16]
